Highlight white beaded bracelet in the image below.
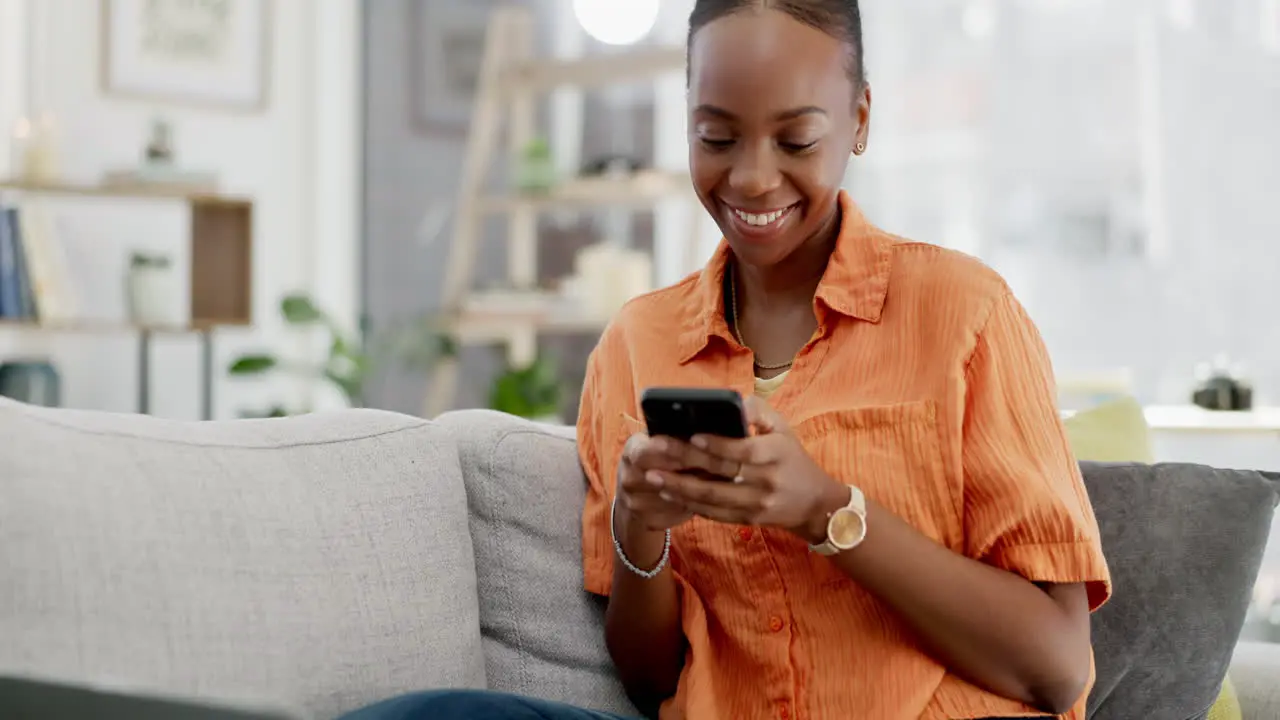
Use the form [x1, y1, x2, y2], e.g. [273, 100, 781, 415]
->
[610, 495, 671, 579]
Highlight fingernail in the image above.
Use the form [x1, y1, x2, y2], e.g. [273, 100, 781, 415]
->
[645, 470, 664, 487]
[691, 435, 708, 449]
[659, 491, 675, 502]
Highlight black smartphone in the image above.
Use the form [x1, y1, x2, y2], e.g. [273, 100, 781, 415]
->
[640, 387, 749, 442]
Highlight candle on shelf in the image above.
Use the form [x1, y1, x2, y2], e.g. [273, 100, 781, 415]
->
[10, 114, 59, 183]
[575, 243, 653, 320]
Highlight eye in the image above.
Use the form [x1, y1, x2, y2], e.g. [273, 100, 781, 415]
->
[699, 138, 734, 151]
[780, 140, 818, 153]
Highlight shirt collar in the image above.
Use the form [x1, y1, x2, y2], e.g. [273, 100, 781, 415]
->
[676, 190, 892, 365]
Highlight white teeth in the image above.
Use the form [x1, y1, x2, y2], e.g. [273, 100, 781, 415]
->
[733, 207, 790, 227]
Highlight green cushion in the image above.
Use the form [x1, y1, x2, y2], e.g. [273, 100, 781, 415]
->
[1206, 675, 1242, 720]
[1063, 396, 1154, 463]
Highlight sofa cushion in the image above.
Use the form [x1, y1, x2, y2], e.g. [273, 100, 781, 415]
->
[1063, 396, 1155, 464]
[0, 398, 486, 718]
[438, 410, 636, 716]
[1082, 462, 1279, 720]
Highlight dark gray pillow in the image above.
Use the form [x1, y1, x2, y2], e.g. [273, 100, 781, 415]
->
[1082, 462, 1279, 720]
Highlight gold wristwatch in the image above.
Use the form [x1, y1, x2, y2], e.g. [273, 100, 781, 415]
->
[809, 485, 867, 556]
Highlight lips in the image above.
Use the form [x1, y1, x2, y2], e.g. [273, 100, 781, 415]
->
[724, 202, 800, 241]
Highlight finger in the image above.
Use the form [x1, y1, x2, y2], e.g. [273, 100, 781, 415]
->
[622, 433, 649, 465]
[626, 435, 687, 473]
[622, 487, 686, 515]
[688, 434, 779, 467]
[650, 436, 742, 479]
[618, 465, 664, 493]
[744, 396, 789, 435]
[657, 470, 766, 512]
[679, 500, 747, 525]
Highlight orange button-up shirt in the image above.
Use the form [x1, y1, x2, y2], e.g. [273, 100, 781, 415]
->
[577, 191, 1112, 720]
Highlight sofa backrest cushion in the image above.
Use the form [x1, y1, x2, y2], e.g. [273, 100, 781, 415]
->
[0, 398, 486, 719]
[1081, 462, 1278, 720]
[439, 410, 636, 716]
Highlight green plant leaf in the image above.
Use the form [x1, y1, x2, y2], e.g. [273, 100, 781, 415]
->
[437, 332, 459, 358]
[238, 404, 291, 419]
[488, 355, 563, 419]
[228, 355, 277, 375]
[281, 294, 323, 324]
[330, 334, 350, 358]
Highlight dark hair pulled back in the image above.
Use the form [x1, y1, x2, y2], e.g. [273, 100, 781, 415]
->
[687, 0, 867, 88]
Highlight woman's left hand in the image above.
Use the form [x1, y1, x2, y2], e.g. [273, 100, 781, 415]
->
[648, 396, 848, 543]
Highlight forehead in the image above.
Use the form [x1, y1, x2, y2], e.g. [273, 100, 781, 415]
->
[688, 9, 852, 112]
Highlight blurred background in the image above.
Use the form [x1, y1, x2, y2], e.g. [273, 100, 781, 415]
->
[0, 0, 1278, 627]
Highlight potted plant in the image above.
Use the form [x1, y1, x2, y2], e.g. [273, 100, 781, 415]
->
[487, 354, 563, 422]
[228, 293, 451, 417]
[515, 137, 557, 193]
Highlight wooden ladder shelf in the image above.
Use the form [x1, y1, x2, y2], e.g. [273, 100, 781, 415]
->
[426, 5, 701, 416]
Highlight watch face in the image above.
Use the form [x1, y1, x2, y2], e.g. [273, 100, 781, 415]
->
[828, 508, 866, 548]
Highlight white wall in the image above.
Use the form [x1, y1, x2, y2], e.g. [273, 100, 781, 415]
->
[0, 0, 359, 419]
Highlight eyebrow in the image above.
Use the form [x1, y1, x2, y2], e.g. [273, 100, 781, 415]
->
[693, 104, 827, 122]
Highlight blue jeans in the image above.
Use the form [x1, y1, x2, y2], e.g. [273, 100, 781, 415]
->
[338, 690, 637, 720]
[339, 689, 1045, 720]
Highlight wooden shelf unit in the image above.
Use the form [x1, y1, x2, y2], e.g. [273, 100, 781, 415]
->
[0, 179, 254, 328]
[426, 6, 700, 417]
[0, 180, 255, 419]
[0, 318, 223, 333]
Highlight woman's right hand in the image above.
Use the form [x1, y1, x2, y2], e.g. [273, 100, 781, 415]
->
[616, 433, 693, 532]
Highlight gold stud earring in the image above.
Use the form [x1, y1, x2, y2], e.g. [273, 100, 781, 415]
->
[855, 142, 866, 154]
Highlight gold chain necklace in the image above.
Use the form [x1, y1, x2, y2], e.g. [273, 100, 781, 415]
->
[728, 266, 795, 371]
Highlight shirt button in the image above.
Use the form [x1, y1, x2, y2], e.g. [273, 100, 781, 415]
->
[768, 616, 785, 632]
[738, 527, 753, 542]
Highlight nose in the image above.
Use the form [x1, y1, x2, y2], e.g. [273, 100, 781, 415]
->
[728, 140, 782, 198]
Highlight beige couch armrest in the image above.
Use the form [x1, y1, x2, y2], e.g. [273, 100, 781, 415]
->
[1232, 641, 1280, 720]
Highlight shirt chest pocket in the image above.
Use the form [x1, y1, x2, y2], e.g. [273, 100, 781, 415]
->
[793, 401, 962, 551]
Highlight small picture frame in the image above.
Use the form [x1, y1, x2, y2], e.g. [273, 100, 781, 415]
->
[409, 0, 499, 136]
[101, 0, 271, 111]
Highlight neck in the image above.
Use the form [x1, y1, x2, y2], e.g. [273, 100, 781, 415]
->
[734, 204, 841, 312]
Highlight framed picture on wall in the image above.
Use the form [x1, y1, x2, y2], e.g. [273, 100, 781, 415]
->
[409, 0, 500, 136]
[101, 0, 271, 111]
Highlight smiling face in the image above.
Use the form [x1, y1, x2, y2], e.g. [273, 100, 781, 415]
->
[688, 8, 871, 268]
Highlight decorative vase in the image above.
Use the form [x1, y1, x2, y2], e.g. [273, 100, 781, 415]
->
[126, 252, 182, 327]
[0, 360, 61, 407]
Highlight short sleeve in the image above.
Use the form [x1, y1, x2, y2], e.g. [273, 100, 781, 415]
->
[576, 331, 638, 597]
[962, 290, 1112, 611]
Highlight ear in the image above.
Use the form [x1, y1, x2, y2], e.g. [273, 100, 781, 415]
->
[852, 84, 872, 154]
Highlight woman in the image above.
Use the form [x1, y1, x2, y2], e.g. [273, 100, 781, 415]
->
[344, 1, 1110, 718]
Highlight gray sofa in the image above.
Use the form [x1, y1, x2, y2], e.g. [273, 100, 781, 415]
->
[1, 397, 1279, 720]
